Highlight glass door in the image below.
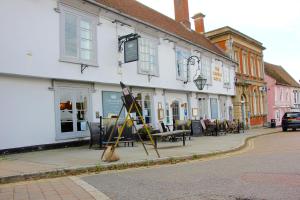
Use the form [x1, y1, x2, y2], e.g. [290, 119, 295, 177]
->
[56, 87, 90, 140]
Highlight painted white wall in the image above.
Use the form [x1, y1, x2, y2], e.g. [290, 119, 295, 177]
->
[0, 76, 56, 149]
[0, 0, 235, 96]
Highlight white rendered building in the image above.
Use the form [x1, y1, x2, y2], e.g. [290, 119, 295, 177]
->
[0, 0, 236, 151]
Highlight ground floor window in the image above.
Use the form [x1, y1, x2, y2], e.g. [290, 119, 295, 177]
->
[171, 100, 180, 121]
[135, 92, 153, 124]
[56, 87, 90, 140]
[210, 98, 219, 119]
[102, 91, 125, 119]
[198, 98, 208, 119]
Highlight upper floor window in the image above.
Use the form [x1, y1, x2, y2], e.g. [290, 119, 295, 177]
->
[242, 52, 248, 75]
[280, 88, 283, 101]
[175, 47, 190, 81]
[138, 37, 159, 76]
[250, 56, 256, 76]
[223, 64, 230, 87]
[257, 59, 262, 78]
[234, 50, 240, 73]
[201, 56, 212, 84]
[60, 5, 97, 66]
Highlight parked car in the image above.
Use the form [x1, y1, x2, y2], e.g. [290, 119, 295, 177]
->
[281, 112, 300, 131]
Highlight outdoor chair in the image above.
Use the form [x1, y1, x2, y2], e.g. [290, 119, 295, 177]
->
[174, 120, 191, 140]
[105, 119, 135, 147]
[202, 119, 217, 136]
[87, 121, 102, 149]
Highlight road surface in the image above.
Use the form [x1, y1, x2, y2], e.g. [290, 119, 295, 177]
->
[82, 131, 300, 200]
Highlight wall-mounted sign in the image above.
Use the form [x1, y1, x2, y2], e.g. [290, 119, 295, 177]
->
[124, 38, 139, 63]
[213, 60, 222, 81]
[102, 91, 125, 118]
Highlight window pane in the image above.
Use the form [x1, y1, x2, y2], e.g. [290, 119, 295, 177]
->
[80, 39, 92, 50]
[80, 30, 91, 40]
[60, 97, 73, 133]
[80, 20, 90, 30]
[65, 13, 77, 57]
[76, 95, 88, 131]
[80, 49, 91, 60]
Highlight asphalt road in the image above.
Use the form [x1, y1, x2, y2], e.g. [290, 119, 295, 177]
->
[82, 131, 300, 200]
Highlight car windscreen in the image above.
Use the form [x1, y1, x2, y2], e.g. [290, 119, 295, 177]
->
[286, 113, 300, 118]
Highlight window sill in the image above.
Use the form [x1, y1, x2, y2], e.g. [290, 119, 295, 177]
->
[59, 58, 99, 68]
[138, 71, 159, 77]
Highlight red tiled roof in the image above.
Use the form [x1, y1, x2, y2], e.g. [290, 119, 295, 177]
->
[264, 62, 300, 88]
[94, 0, 225, 56]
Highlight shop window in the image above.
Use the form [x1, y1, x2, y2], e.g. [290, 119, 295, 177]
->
[135, 92, 152, 124]
[102, 91, 125, 119]
[210, 98, 218, 119]
[253, 90, 257, 115]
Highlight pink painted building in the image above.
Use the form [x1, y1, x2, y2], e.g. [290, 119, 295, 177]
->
[265, 62, 300, 126]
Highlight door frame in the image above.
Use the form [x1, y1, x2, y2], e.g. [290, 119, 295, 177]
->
[54, 84, 92, 141]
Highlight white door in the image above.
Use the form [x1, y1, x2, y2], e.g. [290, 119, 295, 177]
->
[55, 87, 91, 140]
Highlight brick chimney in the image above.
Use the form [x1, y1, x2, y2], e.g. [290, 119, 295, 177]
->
[174, 0, 191, 29]
[192, 12, 205, 34]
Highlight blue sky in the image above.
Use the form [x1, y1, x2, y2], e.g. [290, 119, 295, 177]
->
[137, 0, 300, 82]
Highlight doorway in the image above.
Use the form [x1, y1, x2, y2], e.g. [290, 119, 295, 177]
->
[55, 87, 91, 140]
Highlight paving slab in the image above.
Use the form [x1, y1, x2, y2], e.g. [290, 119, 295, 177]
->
[0, 128, 281, 184]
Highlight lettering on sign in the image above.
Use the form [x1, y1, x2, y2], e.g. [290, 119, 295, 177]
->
[213, 60, 223, 81]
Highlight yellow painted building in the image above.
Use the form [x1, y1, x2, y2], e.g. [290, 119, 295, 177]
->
[205, 26, 267, 128]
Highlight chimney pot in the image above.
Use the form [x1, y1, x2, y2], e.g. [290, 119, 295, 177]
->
[192, 12, 205, 34]
[174, 0, 191, 29]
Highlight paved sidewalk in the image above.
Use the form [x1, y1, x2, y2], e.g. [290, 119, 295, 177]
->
[0, 177, 96, 200]
[0, 128, 281, 184]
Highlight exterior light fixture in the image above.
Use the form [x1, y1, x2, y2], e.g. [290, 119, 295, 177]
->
[186, 56, 207, 90]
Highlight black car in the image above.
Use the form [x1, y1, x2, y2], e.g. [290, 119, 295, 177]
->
[281, 112, 300, 131]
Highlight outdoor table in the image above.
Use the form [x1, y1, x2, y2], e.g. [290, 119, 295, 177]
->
[152, 130, 191, 148]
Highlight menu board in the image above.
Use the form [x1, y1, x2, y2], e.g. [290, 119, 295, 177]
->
[102, 91, 125, 118]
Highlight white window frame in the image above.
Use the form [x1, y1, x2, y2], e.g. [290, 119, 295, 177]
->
[223, 64, 230, 88]
[134, 92, 154, 125]
[201, 55, 212, 85]
[175, 47, 190, 81]
[59, 5, 98, 66]
[138, 36, 159, 76]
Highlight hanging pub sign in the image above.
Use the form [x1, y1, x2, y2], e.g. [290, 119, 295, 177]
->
[118, 33, 140, 63]
[124, 38, 139, 63]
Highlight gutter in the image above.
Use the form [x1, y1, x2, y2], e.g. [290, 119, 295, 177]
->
[83, 0, 234, 64]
